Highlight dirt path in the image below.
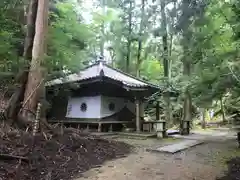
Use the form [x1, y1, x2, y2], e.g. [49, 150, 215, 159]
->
[76, 137, 237, 180]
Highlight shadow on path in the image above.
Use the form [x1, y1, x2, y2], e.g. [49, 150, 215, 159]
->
[217, 157, 240, 180]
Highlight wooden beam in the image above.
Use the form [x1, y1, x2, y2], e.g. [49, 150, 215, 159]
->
[48, 120, 133, 124]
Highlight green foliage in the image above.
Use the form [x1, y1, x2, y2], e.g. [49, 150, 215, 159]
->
[0, 1, 95, 81]
[46, 2, 94, 78]
[2, 0, 240, 124]
[0, 0, 24, 75]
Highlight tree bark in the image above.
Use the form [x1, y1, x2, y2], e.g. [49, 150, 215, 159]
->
[200, 108, 206, 129]
[6, 0, 38, 123]
[178, 0, 194, 134]
[161, 0, 169, 79]
[136, 0, 145, 77]
[181, 46, 192, 134]
[160, 0, 171, 127]
[22, 0, 49, 121]
[220, 96, 226, 123]
[126, 0, 133, 73]
[168, 0, 177, 80]
[23, 0, 38, 60]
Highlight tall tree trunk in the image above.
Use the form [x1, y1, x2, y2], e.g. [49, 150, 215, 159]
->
[22, 0, 49, 121]
[168, 0, 177, 80]
[161, 1, 168, 78]
[220, 96, 226, 123]
[179, 0, 194, 134]
[200, 108, 206, 129]
[126, 0, 133, 73]
[181, 45, 192, 134]
[160, 0, 171, 126]
[182, 88, 192, 133]
[168, 33, 173, 79]
[23, 0, 38, 61]
[6, 0, 38, 123]
[136, 0, 145, 77]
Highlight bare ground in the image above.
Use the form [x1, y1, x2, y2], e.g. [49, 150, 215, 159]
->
[77, 137, 238, 180]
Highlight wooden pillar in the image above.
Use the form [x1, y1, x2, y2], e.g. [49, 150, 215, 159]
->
[156, 101, 160, 120]
[109, 124, 113, 132]
[98, 123, 102, 132]
[33, 102, 42, 136]
[135, 99, 140, 132]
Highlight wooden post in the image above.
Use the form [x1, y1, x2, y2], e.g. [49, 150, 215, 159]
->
[98, 123, 102, 132]
[33, 102, 42, 136]
[109, 124, 113, 132]
[135, 98, 140, 132]
[139, 101, 144, 128]
[156, 101, 160, 120]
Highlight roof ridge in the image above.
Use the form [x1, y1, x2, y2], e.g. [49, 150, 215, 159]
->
[46, 60, 160, 89]
[103, 64, 159, 88]
[63, 61, 100, 76]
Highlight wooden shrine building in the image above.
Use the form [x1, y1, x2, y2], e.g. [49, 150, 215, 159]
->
[45, 58, 160, 132]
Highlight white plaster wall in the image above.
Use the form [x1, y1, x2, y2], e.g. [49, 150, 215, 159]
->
[66, 96, 101, 118]
[65, 95, 144, 119]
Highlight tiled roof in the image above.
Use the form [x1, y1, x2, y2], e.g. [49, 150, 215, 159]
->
[46, 61, 158, 88]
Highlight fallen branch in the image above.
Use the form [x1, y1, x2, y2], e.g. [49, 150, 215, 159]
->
[0, 154, 29, 162]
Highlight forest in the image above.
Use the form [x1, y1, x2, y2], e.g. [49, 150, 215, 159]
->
[0, 0, 240, 179]
[1, 0, 240, 127]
